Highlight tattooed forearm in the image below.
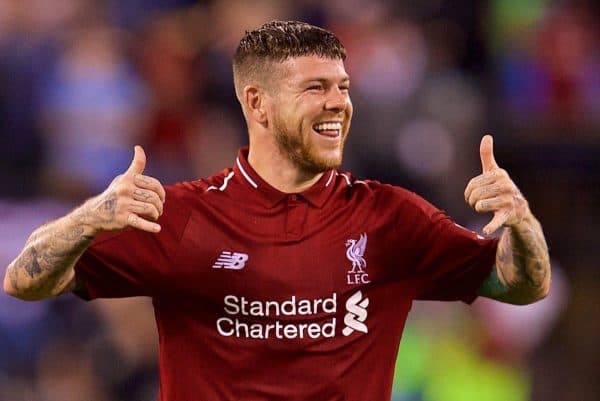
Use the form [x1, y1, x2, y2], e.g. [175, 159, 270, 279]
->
[508, 217, 550, 288]
[4, 164, 165, 299]
[22, 247, 43, 278]
[481, 212, 551, 304]
[4, 207, 96, 300]
[37, 227, 93, 268]
[59, 226, 86, 242]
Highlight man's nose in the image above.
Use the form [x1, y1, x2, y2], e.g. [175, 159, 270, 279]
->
[324, 87, 348, 112]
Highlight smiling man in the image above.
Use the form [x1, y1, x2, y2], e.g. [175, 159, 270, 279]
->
[233, 32, 353, 188]
[4, 21, 550, 401]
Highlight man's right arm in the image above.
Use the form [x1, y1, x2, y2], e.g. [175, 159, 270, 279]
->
[3, 146, 165, 301]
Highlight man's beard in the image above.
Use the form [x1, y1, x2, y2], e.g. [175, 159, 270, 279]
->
[273, 116, 344, 175]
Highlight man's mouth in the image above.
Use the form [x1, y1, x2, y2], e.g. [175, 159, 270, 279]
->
[312, 121, 342, 138]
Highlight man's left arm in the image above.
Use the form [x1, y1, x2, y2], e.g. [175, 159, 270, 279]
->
[464, 135, 551, 305]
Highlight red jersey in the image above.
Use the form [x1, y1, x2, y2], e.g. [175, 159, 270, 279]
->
[75, 147, 498, 401]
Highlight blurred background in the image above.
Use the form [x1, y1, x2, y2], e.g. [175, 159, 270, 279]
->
[0, 0, 598, 400]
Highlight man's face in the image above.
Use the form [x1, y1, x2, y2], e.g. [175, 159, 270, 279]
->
[268, 55, 353, 174]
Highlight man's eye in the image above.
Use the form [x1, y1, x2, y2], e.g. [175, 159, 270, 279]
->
[339, 86, 350, 91]
[307, 85, 323, 91]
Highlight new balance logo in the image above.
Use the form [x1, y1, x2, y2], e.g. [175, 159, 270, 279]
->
[212, 252, 249, 270]
[342, 290, 369, 336]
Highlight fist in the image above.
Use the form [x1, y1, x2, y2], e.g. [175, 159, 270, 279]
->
[85, 146, 166, 233]
[464, 135, 529, 235]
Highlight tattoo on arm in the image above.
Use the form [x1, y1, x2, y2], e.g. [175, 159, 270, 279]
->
[22, 247, 43, 278]
[6, 214, 95, 299]
[4, 186, 132, 299]
[479, 214, 551, 304]
[511, 223, 550, 287]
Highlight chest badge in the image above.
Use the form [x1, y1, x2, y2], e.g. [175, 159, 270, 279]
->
[346, 233, 370, 285]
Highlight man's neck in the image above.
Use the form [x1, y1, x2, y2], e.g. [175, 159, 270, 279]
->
[247, 146, 324, 194]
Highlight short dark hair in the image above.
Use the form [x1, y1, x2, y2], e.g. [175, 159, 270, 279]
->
[234, 20, 346, 65]
[232, 20, 346, 103]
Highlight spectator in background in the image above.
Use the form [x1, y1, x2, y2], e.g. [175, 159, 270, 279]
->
[495, 2, 600, 130]
[135, 13, 204, 182]
[40, 24, 148, 200]
[0, 8, 50, 198]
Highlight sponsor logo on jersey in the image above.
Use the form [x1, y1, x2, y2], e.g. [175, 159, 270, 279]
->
[216, 294, 337, 339]
[212, 252, 249, 270]
[215, 291, 370, 340]
[346, 233, 370, 284]
[342, 290, 369, 336]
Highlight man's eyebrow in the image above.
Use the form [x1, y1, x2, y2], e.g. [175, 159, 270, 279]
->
[301, 76, 350, 84]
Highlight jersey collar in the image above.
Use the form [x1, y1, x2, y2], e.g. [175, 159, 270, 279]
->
[233, 147, 337, 209]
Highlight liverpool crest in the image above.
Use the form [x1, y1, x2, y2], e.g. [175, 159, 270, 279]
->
[346, 233, 370, 284]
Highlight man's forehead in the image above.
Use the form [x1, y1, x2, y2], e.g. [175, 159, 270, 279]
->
[279, 55, 349, 82]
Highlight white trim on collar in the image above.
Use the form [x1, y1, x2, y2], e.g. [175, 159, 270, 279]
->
[236, 157, 258, 189]
[325, 170, 335, 187]
[337, 172, 352, 186]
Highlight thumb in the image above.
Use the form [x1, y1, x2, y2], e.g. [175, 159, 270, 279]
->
[126, 145, 146, 175]
[480, 134, 499, 173]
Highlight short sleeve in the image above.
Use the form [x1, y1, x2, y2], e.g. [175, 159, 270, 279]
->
[74, 184, 192, 300]
[412, 212, 498, 304]
[386, 188, 498, 304]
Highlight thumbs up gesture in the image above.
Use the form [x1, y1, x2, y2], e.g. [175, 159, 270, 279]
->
[83, 146, 166, 234]
[464, 135, 529, 235]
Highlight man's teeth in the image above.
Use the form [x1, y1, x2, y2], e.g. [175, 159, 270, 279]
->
[314, 122, 342, 132]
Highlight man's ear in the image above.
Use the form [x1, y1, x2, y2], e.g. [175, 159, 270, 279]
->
[244, 85, 268, 125]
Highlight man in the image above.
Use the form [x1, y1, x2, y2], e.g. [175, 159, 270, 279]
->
[4, 21, 550, 401]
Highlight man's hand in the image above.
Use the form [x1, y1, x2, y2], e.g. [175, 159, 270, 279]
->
[464, 135, 551, 304]
[83, 146, 166, 234]
[464, 135, 529, 235]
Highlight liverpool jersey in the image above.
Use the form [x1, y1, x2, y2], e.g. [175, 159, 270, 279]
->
[75, 147, 498, 401]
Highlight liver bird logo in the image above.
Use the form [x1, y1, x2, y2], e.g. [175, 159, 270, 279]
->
[346, 233, 368, 273]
